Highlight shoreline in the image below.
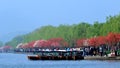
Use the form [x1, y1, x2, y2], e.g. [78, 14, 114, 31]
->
[84, 56, 120, 60]
[1, 52, 120, 60]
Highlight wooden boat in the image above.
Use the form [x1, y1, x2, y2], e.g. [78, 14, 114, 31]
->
[27, 51, 84, 60]
[28, 55, 40, 60]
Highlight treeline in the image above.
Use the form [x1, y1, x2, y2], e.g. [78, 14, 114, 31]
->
[5, 14, 120, 47]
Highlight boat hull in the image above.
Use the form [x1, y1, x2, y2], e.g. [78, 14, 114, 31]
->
[28, 55, 40, 60]
[28, 55, 84, 60]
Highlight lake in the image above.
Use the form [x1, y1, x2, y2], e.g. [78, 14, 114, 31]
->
[0, 53, 120, 68]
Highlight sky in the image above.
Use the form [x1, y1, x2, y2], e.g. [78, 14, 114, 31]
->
[0, 0, 120, 43]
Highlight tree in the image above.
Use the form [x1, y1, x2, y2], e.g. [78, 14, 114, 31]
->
[5, 14, 120, 48]
[76, 39, 86, 47]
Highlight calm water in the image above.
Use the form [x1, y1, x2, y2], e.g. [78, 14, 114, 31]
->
[0, 53, 120, 68]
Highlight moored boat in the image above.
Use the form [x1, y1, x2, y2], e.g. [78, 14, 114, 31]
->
[28, 55, 40, 60]
[27, 51, 84, 60]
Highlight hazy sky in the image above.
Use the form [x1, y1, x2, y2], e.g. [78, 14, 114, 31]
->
[0, 0, 120, 42]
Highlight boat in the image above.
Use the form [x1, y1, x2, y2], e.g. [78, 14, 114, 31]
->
[28, 55, 40, 60]
[27, 51, 84, 60]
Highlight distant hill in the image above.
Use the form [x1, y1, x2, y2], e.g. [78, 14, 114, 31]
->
[0, 31, 29, 43]
[5, 14, 120, 47]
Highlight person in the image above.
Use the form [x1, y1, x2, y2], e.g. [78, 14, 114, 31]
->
[99, 46, 103, 56]
[93, 47, 96, 56]
[85, 47, 90, 56]
[114, 46, 118, 56]
[90, 47, 93, 56]
[82, 48, 86, 56]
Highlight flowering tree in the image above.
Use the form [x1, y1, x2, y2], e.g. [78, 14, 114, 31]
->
[23, 38, 68, 48]
[48, 38, 67, 48]
[33, 40, 49, 48]
[16, 32, 120, 49]
[88, 37, 99, 46]
[21, 41, 35, 48]
[76, 39, 86, 47]
[97, 36, 107, 46]
[27, 41, 36, 48]
[2, 45, 12, 49]
[106, 33, 119, 46]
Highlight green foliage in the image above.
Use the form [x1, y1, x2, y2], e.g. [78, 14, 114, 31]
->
[6, 14, 120, 48]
